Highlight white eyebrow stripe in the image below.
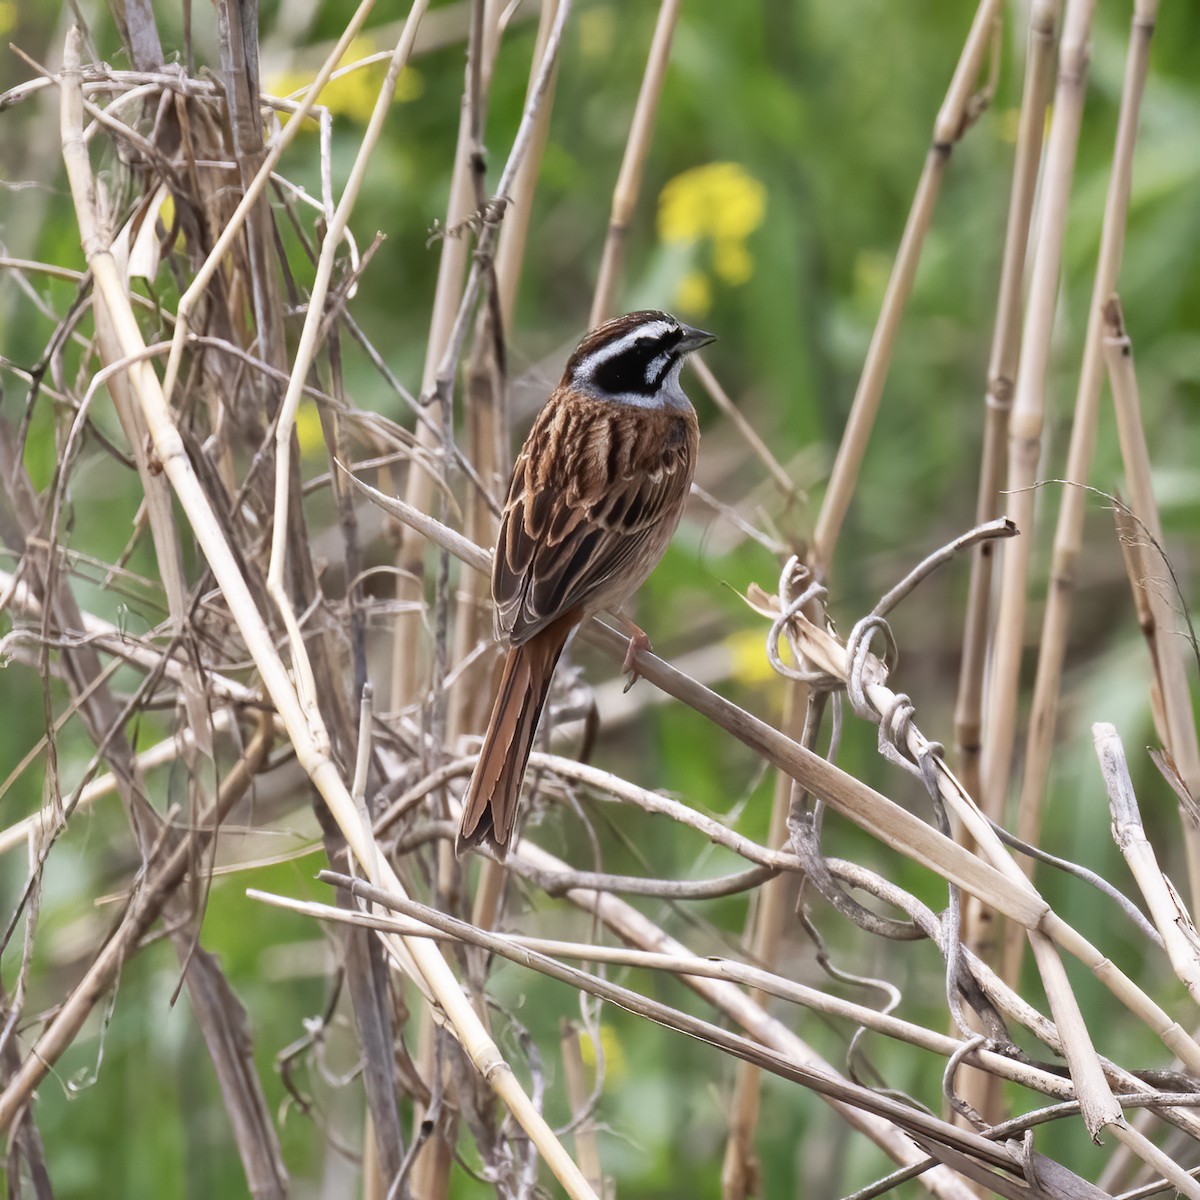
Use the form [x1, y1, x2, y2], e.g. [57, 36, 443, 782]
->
[576, 320, 676, 377]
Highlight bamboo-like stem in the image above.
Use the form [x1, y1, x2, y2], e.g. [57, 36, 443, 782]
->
[0, 718, 274, 1133]
[162, 0, 379, 403]
[1103, 294, 1200, 906]
[304, 872, 1200, 1194]
[728, 6, 998, 1177]
[721, 696, 802, 1200]
[953, 8, 1060, 1128]
[1095, 724, 1200, 1005]
[980, 0, 1095, 829]
[494, 0, 563, 331]
[1009, 0, 1159, 946]
[953, 0, 1059, 807]
[265, 0, 429, 727]
[782, 606, 1200, 1081]
[55, 30, 597, 1199]
[811, 0, 1002, 574]
[330, 880, 1030, 1187]
[389, 4, 505, 711]
[242, 886, 1143, 1102]
[561, 1025, 605, 1195]
[0, 708, 241, 858]
[588, 0, 681, 326]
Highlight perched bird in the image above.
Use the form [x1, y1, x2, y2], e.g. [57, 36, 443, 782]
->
[456, 310, 716, 858]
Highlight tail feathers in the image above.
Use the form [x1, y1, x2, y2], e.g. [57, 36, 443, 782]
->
[456, 619, 573, 858]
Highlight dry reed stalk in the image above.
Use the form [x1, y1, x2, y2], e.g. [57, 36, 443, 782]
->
[1103, 296, 1200, 900]
[780, 600, 1200, 1077]
[56, 27, 597, 1199]
[810, 0, 1002, 574]
[350, 466, 1200, 1111]
[161, 0, 380, 404]
[389, 2, 505, 713]
[287, 874, 1200, 1198]
[1006, 0, 1162, 988]
[0, 718, 272, 1133]
[327, 878, 1010, 1198]
[245, 886, 1140, 1108]
[1096, 724, 1200, 1005]
[588, 0, 681, 326]
[561, 1024, 606, 1196]
[265, 0, 429, 722]
[952, 4, 1060, 1129]
[494, 0, 563, 329]
[980, 0, 1095, 833]
[727, 6, 1000, 1181]
[953, 0, 1059, 806]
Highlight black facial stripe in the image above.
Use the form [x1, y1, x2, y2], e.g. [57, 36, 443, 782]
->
[585, 326, 683, 395]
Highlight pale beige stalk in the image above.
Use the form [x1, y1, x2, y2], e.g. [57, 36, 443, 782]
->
[730, 6, 1000, 1181]
[981, 0, 1095, 826]
[494, 0, 563, 329]
[1096, 724, 1200, 1006]
[954, 10, 1060, 1121]
[243, 886, 1145, 1102]
[811, 0, 1003, 574]
[389, 4, 505, 710]
[785, 607, 1200, 1080]
[1103, 296, 1200, 906]
[266, 0, 429, 730]
[953, 0, 1059, 803]
[589, 0, 681, 326]
[561, 1026, 605, 1195]
[56, 29, 596, 1199]
[1012, 0, 1160, 900]
[162, 0, 379, 404]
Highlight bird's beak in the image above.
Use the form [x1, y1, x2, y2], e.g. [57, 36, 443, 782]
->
[678, 324, 717, 353]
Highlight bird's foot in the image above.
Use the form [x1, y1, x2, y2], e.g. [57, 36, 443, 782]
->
[622, 625, 651, 693]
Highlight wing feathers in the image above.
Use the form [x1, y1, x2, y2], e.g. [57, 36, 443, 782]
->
[492, 394, 697, 645]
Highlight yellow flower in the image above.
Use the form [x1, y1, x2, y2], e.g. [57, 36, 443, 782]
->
[266, 37, 423, 127]
[713, 238, 752, 286]
[657, 162, 765, 299]
[295, 399, 325, 459]
[726, 627, 789, 688]
[658, 162, 766, 247]
[674, 269, 713, 317]
[577, 1024, 625, 1082]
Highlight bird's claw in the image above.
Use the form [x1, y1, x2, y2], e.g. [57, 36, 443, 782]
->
[622, 628, 651, 693]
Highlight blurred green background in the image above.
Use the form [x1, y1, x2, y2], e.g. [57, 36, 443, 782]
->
[1, 0, 1199, 1195]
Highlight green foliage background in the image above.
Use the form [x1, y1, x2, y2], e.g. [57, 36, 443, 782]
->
[0, 0, 1198, 1195]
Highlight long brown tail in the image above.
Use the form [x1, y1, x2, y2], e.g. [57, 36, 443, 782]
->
[456, 616, 575, 858]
